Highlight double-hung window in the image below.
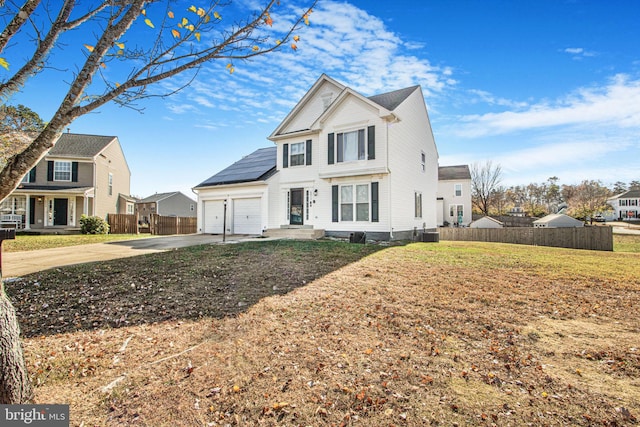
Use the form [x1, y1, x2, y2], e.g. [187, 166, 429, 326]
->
[290, 142, 305, 166]
[282, 140, 312, 168]
[455, 184, 462, 197]
[415, 192, 423, 218]
[108, 173, 113, 196]
[328, 126, 375, 164]
[340, 184, 369, 221]
[340, 129, 365, 162]
[54, 161, 72, 181]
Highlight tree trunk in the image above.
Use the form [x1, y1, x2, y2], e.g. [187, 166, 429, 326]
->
[0, 280, 33, 404]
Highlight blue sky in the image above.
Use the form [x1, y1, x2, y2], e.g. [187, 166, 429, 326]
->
[5, 0, 640, 199]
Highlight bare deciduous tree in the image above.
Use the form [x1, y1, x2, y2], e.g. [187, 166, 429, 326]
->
[470, 160, 502, 215]
[0, 0, 315, 403]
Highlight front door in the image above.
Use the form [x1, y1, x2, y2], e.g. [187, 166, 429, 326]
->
[53, 198, 68, 226]
[289, 189, 303, 225]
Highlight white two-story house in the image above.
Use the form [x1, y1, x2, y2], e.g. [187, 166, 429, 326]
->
[437, 165, 472, 226]
[194, 74, 439, 240]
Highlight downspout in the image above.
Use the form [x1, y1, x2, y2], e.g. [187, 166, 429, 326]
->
[387, 120, 392, 239]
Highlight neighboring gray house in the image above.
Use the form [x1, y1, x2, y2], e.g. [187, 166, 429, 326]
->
[437, 165, 472, 227]
[470, 216, 504, 228]
[136, 191, 196, 224]
[533, 213, 583, 228]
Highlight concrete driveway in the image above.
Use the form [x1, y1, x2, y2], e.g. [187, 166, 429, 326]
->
[2, 234, 261, 278]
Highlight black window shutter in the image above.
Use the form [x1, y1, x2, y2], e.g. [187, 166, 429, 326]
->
[332, 185, 339, 222]
[371, 182, 379, 222]
[28, 167, 36, 182]
[306, 139, 312, 165]
[328, 133, 335, 165]
[283, 144, 289, 168]
[72, 162, 78, 182]
[337, 133, 344, 163]
[367, 125, 376, 160]
[47, 161, 53, 181]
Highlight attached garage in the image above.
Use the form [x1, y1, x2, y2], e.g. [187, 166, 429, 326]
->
[203, 200, 225, 234]
[233, 198, 262, 234]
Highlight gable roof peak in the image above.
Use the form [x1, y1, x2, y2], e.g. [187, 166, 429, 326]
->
[368, 85, 420, 111]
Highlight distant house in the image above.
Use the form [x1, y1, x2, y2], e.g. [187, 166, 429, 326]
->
[194, 74, 440, 240]
[1, 133, 131, 230]
[136, 191, 196, 224]
[607, 189, 640, 220]
[508, 206, 526, 217]
[533, 213, 583, 228]
[437, 165, 472, 226]
[470, 216, 504, 228]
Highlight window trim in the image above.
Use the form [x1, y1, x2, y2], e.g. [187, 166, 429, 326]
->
[455, 184, 462, 197]
[108, 173, 113, 196]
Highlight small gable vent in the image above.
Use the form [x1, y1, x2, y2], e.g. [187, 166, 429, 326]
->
[321, 92, 334, 109]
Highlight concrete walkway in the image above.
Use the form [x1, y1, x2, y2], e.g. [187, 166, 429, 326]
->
[2, 234, 262, 278]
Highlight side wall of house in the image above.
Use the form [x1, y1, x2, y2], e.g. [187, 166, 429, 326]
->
[387, 89, 439, 238]
[158, 193, 197, 217]
[94, 139, 131, 219]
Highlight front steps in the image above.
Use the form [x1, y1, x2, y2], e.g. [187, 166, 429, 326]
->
[263, 227, 325, 240]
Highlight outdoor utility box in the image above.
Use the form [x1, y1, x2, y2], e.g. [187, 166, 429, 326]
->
[0, 228, 16, 241]
[349, 231, 366, 244]
[419, 232, 439, 242]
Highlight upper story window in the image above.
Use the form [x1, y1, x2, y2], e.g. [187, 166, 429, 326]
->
[54, 161, 72, 181]
[108, 173, 113, 196]
[282, 140, 312, 168]
[21, 168, 36, 183]
[328, 125, 375, 164]
[290, 142, 305, 166]
[421, 152, 426, 172]
[455, 184, 462, 197]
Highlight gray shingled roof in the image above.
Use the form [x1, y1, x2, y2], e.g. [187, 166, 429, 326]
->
[195, 147, 277, 188]
[439, 165, 471, 180]
[614, 189, 640, 199]
[48, 133, 116, 158]
[138, 191, 181, 203]
[368, 86, 419, 111]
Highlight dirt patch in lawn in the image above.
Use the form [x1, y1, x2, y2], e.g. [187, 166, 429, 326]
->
[8, 241, 640, 426]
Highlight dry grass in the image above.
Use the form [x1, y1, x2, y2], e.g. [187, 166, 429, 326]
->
[14, 240, 640, 426]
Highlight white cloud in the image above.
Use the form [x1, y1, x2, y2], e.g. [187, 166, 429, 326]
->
[453, 74, 640, 137]
[166, 0, 455, 127]
[563, 47, 597, 59]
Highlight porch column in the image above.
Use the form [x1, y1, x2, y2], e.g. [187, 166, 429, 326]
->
[23, 194, 30, 230]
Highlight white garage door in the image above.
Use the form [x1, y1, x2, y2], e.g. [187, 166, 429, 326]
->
[203, 200, 225, 234]
[233, 198, 262, 234]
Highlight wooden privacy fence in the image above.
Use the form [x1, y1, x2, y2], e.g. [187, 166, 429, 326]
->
[149, 213, 197, 235]
[107, 213, 139, 234]
[438, 226, 613, 251]
[108, 213, 197, 235]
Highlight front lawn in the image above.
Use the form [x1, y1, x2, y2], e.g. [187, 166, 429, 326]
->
[3, 233, 151, 252]
[7, 240, 640, 426]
